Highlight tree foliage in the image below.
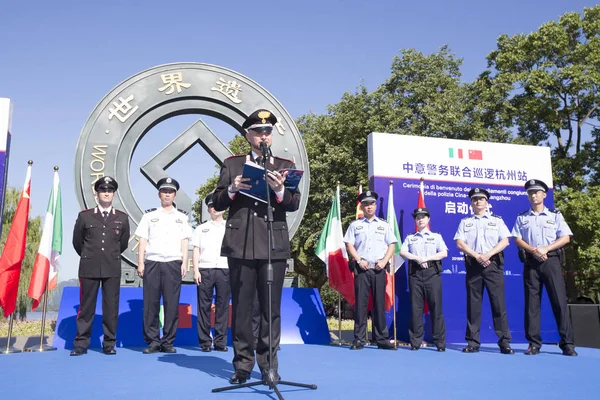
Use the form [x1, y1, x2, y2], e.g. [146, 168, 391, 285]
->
[0, 187, 43, 320]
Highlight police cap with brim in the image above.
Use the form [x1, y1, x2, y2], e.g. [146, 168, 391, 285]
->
[242, 109, 277, 135]
[412, 207, 430, 218]
[468, 187, 490, 200]
[157, 177, 180, 191]
[358, 190, 378, 203]
[94, 176, 118, 192]
[204, 193, 214, 207]
[524, 179, 548, 193]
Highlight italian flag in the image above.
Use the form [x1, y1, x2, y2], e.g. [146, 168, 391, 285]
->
[385, 182, 404, 312]
[28, 169, 62, 310]
[316, 185, 355, 306]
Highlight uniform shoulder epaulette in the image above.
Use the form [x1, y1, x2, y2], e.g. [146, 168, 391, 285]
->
[177, 208, 189, 215]
[115, 209, 127, 215]
[81, 207, 95, 213]
[461, 215, 471, 221]
[518, 210, 529, 216]
[491, 213, 502, 219]
[548, 208, 561, 214]
[144, 208, 157, 213]
[273, 155, 294, 163]
[225, 154, 245, 160]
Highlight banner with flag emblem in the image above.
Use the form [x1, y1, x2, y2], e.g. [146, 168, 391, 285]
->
[0, 163, 31, 317]
[28, 169, 62, 310]
[316, 185, 355, 305]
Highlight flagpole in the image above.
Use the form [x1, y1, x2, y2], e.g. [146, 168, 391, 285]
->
[25, 286, 56, 352]
[1, 313, 22, 354]
[389, 180, 397, 349]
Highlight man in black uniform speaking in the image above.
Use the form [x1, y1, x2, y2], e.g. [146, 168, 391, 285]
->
[71, 176, 130, 356]
[213, 109, 301, 385]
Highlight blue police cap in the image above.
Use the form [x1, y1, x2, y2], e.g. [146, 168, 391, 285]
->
[157, 177, 180, 191]
[524, 179, 548, 193]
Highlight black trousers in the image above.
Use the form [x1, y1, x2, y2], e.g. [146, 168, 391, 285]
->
[524, 255, 574, 349]
[228, 257, 286, 373]
[142, 260, 182, 347]
[196, 268, 230, 348]
[252, 292, 260, 350]
[409, 267, 446, 348]
[465, 259, 511, 348]
[353, 268, 388, 344]
[74, 276, 120, 349]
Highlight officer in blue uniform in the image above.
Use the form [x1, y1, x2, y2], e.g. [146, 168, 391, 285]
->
[400, 208, 448, 351]
[344, 190, 397, 351]
[511, 179, 577, 356]
[454, 188, 514, 354]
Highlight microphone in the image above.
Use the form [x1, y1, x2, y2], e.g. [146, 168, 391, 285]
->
[260, 141, 269, 157]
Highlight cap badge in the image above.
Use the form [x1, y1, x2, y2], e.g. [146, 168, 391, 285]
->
[166, 178, 172, 183]
[258, 110, 271, 123]
[104, 177, 111, 183]
[366, 191, 371, 196]
[530, 179, 535, 184]
[474, 188, 480, 193]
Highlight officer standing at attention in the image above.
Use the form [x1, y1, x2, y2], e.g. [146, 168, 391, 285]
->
[400, 208, 448, 352]
[344, 190, 397, 351]
[212, 109, 301, 385]
[71, 176, 130, 356]
[191, 193, 230, 353]
[454, 188, 514, 354]
[135, 177, 192, 354]
[511, 179, 577, 356]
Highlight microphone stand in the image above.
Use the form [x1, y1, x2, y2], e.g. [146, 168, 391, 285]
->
[212, 146, 316, 400]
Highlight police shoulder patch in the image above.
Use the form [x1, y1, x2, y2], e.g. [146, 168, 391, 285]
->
[145, 208, 157, 213]
[177, 208, 189, 215]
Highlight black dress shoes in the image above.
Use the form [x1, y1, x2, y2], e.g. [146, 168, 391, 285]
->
[200, 345, 212, 352]
[213, 346, 228, 352]
[562, 347, 578, 356]
[229, 370, 251, 384]
[70, 347, 87, 356]
[462, 346, 479, 353]
[437, 347, 446, 352]
[350, 341, 364, 350]
[410, 345, 420, 351]
[160, 344, 176, 353]
[500, 346, 515, 355]
[143, 345, 161, 354]
[377, 342, 397, 350]
[102, 346, 117, 355]
[524, 345, 540, 355]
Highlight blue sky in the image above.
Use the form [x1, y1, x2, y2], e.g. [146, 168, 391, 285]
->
[1, 0, 596, 281]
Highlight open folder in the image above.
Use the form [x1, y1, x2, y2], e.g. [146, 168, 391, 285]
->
[239, 161, 304, 203]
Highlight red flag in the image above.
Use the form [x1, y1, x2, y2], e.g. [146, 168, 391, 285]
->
[0, 163, 32, 317]
[416, 178, 430, 315]
[468, 149, 483, 160]
[355, 185, 363, 219]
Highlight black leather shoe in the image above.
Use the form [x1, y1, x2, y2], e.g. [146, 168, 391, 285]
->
[350, 341, 364, 350]
[261, 369, 281, 385]
[70, 347, 87, 356]
[462, 346, 479, 353]
[143, 345, 161, 354]
[229, 370, 250, 384]
[500, 346, 515, 355]
[410, 346, 420, 351]
[377, 342, 397, 350]
[437, 347, 446, 352]
[562, 347, 578, 356]
[160, 344, 176, 353]
[213, 346, 228, 352]
[102, 346, 117, 355]
[524, 345, 540, 355]
[200, 345, 212, 352]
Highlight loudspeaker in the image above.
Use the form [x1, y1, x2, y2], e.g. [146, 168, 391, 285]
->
[569, 304, 600, 349]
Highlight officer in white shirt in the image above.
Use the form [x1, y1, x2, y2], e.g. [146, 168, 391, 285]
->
[135, 177, 192, 354]
[192, 193, 230, 353]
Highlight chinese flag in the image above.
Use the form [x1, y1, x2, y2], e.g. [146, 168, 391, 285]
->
[468, 150, 483, 160]
[0, 164, 32, 317]
[355, 185, 363, 219]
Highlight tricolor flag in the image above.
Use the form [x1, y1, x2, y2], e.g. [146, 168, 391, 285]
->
[384, 182, 403, 312]
[28, 169, 62, 310]
[316, 185, 355, 306]
[448, 148, 483, 160]
[0, 163, 31, 317]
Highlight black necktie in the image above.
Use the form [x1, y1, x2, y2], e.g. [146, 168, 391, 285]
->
[256, 156, 263, 165]
[102, 211, 108, 220]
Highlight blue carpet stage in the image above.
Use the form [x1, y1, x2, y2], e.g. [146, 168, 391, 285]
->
[2, 344, 600, 400]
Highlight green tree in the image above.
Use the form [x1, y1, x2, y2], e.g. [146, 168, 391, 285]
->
[0, 187, 43, 320]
